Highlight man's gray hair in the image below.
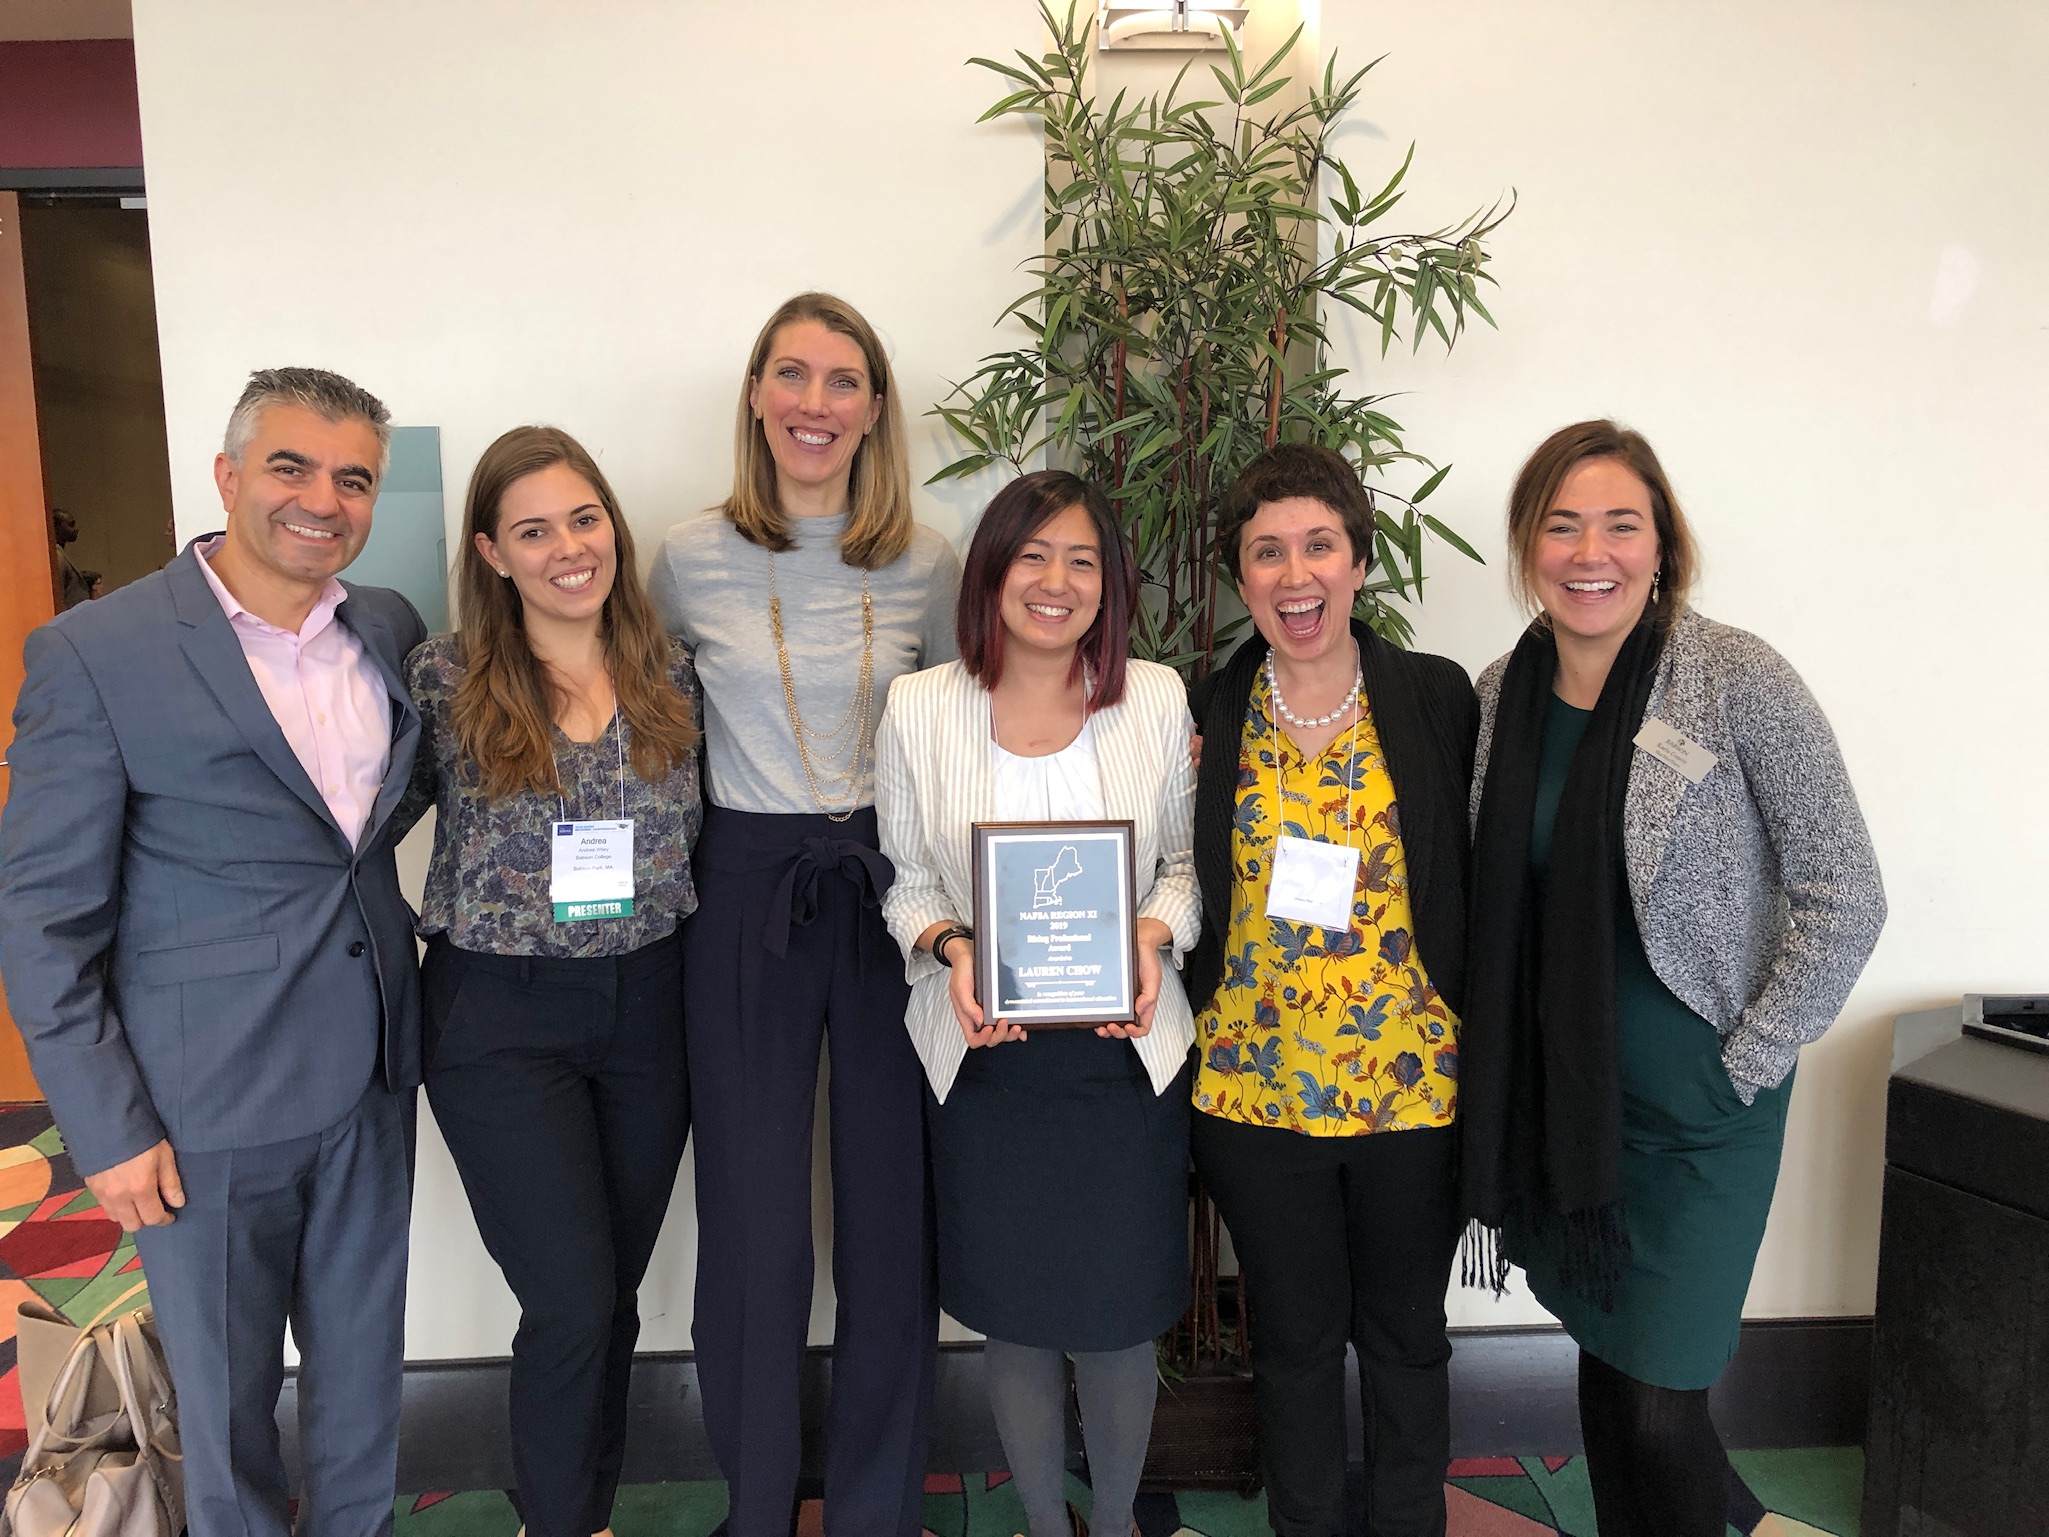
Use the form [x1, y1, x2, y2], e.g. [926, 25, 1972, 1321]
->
[222, 367, 393, 474]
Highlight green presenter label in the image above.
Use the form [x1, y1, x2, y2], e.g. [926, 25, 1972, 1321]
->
[554, 898, 636, 923]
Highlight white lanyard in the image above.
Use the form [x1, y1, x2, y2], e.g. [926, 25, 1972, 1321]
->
[1264, 672, 1363, 933]
[555, 710, 628, 824]
[550, 713, 635, 923]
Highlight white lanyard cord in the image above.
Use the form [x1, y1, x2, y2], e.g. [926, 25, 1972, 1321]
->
[1268, 656, 1360, 850]
[555, 710, 629, 824]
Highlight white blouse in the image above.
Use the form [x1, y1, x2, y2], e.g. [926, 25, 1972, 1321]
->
[991, 716, 1106, 822]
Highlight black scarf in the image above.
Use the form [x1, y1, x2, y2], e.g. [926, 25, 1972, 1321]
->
[1457, 615, 1666, 1306]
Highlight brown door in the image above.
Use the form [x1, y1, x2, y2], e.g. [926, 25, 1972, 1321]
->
[0, 191, 54, 1101]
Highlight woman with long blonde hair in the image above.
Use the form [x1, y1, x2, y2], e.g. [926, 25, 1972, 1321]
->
[649, 293, 958, 1537]
[404, 424, 701, 1537]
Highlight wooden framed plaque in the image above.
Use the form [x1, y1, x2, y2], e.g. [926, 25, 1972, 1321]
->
[970, 820, 1138, 1029]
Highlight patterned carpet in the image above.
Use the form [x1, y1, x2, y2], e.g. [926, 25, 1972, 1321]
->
[0, 1103, 147, 1474]
[0, 1105, 1863, 1532]
[383, 1455, 1864, 1536]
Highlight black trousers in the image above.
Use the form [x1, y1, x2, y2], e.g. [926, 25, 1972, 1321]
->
[684, 806, 937, 1537]
[1192, 1113, 1461, 1537]
[422, 931, 690, 1537]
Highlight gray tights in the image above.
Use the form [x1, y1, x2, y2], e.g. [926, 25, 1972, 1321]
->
[982, 1337, 1158, 1537]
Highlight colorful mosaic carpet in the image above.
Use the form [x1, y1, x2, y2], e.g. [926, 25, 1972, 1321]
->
[385, 1455, 1864, 1536]
[0, 1105, 1863, 1532]
[0, 1103, 148, 1473]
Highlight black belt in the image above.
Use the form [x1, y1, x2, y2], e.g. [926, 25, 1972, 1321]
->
[765, 836, 895, 975]
[696, 805, 898, 976]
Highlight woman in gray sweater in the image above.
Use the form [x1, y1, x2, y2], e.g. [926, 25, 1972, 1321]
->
[1458, 420, 1885, 1537]
[647, 293, 958, 1537]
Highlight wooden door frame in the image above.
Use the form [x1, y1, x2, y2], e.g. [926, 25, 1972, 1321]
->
[0, 189, 55, 1100]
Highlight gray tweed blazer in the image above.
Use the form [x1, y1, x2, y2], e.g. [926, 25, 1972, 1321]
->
[1473, 608, 1886, 1102]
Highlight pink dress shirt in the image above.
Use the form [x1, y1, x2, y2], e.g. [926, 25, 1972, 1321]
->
[197, 538, 394, 848]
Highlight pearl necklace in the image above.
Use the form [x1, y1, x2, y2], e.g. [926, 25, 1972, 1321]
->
[1266, 651, 1361, 730]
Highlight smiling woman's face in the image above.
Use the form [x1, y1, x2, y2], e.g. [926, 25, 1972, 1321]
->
[1236, 495, 1366, 666]
[474, 462, 617, 627]
[1530, 456, 1661, 648]
[747, 319, 883, 504]
[998, 502, 1103, 662]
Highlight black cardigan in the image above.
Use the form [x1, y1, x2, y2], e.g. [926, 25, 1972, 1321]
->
[1185, 619, 1480, 1017]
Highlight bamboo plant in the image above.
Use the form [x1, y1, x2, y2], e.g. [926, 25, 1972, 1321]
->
[932, 3, 1509, 672]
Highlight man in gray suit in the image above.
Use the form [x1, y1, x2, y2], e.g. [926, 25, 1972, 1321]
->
[0, 368, 429, 1537]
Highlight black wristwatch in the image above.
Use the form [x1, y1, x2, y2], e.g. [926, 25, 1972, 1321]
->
[928, 924, 974, 968]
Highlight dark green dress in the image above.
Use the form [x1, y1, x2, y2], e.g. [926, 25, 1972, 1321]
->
[1509, 693, 1795, 1390]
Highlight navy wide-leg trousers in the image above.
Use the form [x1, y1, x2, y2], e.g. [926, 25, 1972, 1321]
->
[684, 806, 937, 1537]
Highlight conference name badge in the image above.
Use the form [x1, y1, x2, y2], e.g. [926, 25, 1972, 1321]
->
[1632, 718, 1718, 785]
[970, 820, 1138, 1029]
[1267, 834, 1361, 931]
[551, 819, 636, 922]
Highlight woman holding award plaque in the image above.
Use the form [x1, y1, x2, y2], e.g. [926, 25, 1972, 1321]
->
[404, 425, 702, 1537]
[875, 470, 1200, 1537]
[1185, 443, 1478, 1537]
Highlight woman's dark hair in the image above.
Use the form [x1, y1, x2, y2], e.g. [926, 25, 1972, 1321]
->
[1217, 442, 1377, 582]
[957, 470, 1137, 710]
[1505, 419, 1698, 625]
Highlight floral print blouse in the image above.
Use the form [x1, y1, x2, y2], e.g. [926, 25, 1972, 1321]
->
[1193, 668, 1459, 1135]
[403, 635, 703, 959]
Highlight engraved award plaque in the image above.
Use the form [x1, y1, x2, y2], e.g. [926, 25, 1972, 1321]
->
[970, 820, 1138, 1029]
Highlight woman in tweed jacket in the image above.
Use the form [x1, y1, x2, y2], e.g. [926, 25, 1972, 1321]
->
[1459, 421, 1884, 1537]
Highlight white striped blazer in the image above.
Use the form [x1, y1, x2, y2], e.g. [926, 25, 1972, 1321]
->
[874, 658, 1201, 1103]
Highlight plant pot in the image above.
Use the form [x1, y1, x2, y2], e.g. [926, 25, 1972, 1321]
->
[1140, 1366, 1260, 1493]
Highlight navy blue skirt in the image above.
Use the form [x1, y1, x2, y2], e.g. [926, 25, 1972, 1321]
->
[928, 1029, 1191, 1352]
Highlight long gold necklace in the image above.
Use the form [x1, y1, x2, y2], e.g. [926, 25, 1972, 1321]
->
[767, 552, 874, 822]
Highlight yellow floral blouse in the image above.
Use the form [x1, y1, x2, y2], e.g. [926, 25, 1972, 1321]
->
[1194, 669, 1459, 1135]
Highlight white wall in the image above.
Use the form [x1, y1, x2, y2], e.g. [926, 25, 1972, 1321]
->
[130, 0, 2048, 1357]
[1318, 1, 2049, 1323]
[132, 0, 1039, 1357]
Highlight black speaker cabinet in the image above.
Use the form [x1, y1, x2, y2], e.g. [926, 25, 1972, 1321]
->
[1863, 1032, 2049, 1535]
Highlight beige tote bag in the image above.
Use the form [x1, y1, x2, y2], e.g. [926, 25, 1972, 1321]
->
[3, 1310, 183, 1537]
[14, 1281, 148, 1448]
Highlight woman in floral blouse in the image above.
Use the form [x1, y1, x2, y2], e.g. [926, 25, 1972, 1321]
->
[403, 425, 701, 1537]
[1187, 443, 1478, 1537]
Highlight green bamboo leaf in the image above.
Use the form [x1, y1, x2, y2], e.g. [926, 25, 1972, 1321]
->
[1373, 532, 1411, 597]
[968, 57, 1041, 87]
[978, 91, 1047, 124]
[1423, 514, 1484, 563]
[1410, 464, 1451, 503]
[925, 452, 999, 484]
[1125, 427, 1180, 469]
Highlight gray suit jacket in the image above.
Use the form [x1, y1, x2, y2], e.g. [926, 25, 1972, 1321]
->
[0, 543, 428, 1175]
[1473, 607, 1886, 1101]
